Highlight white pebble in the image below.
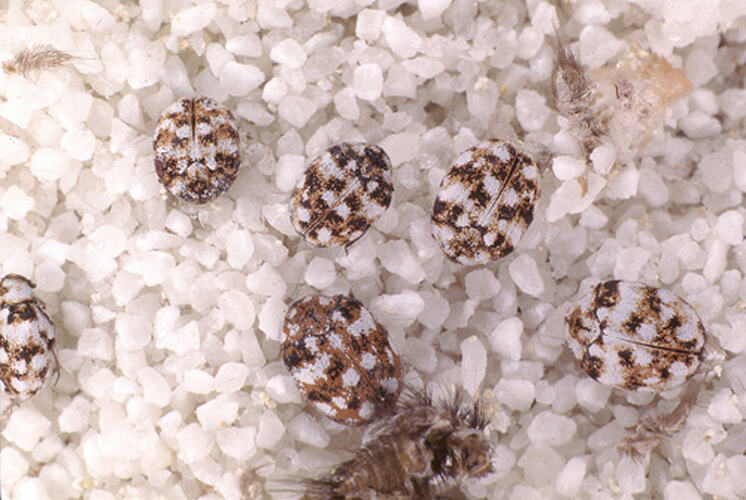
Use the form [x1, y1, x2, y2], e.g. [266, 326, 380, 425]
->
[616, 455, 646, 494]
[196, 397, 239, 430]
[266, 374, 302, 404]
[287, 413, 330, 448]
[371, 290, 425, 329]
[418, 0, 451, 20]
[614, 248, 651, 281]
[278, 95, 317, 128]
[270, 39, 307, 69]
[679, 111, 721, 139]
[30, 148, 69, 182]
[488, 317, 523, 361]
[552, 156, 586, 180]
[218, 290, 255, 331]
[461, 336, 487, 397]
[176, 423, 214, 463]
[137, 367, 171, 407]
[716, 210, 743, 245]
[1, 447, 28, 492]
[256, 410, 286, 449]
[58, 396, 91, 434]
[517, 27, 545, 59]
[258, 296, 287, 341]
[527, 410, 577, 446]
[509, 254, 544, 297]
[275, 154, 305, 192]
[246, 263, 287, 297]
[356, 9, 386, 41]
[171, 3, 216, 37]
[333, 88, 360, 120]
[141, 0, 163, 31]
[402, 57, 445, 79]
[378, 240, 425, 284]
[685, 48, 719, 86]
[183, 370, 215, 394]
[578, 25, 625, 67]
[574, 377, 612, 412]
[225, 229, 254, 269]
[216, 426, 257, 461]
[262, 77, 288, 104]
[379, 132, 420, 166]
[226, 34, 262, 57]
[115, 314, 152, 351]
[1, 186, 34, 220]
[418, 292, 450, 330]
[89, 225, 127, 258]
[382, 17, 422, 59]
[220, 62, 265, 96]
[214, 362, 249, 393]
[2, 408, 51, 451]
[353, 64, 384, 102]
[700, 151, 733, 193]
[12, 478, 49, 500]
[515, 89, 550, 131]
[495, 378, 535, 412]
[61, 129, 96, 161]
[0, 134, 29, 165]
[304, 257, 336, 289]
[590, 144, 616, 175]
[464, 269, 501, 301]
[77, 328, 114, 361]
[556, 457, 587, 498]
[707, 389, 743, 424]
[663, 480, 703, 500]
[165, 209, 192, 237]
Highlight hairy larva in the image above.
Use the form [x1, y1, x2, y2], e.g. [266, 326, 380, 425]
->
[0, 274, 57, 400]
[301, 387, 493, 499]
[2, 44, 75, 77]
[153, 96, 241, 204]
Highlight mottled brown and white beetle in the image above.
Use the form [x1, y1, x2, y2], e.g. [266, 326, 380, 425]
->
[431, 139, 541, 265]
[153, 96, 241, 204]
[0, 274, 57, 400]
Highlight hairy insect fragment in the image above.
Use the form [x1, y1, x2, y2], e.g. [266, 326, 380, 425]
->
[2, 44, 74, 77]
[302, 387, 493, 499]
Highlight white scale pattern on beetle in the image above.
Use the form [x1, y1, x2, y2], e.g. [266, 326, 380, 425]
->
[0, 274, 57, 400]
[565, 280, 705, 392]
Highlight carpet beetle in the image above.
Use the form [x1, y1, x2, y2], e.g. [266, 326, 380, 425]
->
[302, 387, 493, 498]
[153, 96, 241, 204]
[565, 280, 706, 392]
[281, 294, 401, 425]
[290, 142, 394, 248]
[0, 274, 57, 400]
[431, 139, 541, 265]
